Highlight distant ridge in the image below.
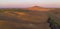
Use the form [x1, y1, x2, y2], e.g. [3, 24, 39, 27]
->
[26, 6, 50, 11]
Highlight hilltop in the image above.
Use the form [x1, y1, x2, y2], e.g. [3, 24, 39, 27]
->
[26, 6, 50, 11]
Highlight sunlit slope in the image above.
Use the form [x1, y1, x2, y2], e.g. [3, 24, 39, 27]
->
[27, 6, 50, 11]
[0, 9, 50, 29]
[0, 10, 48, 23]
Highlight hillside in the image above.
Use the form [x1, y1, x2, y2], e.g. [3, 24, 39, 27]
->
[26, 6, 50, 11]
[0, 9, 51, 29]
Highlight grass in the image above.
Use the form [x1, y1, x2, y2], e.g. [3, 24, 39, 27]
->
[48, 10, 60, 26]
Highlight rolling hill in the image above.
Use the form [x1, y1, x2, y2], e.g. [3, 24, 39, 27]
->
[26, 6, 50, 11]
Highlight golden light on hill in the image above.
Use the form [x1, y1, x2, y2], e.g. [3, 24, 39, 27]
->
[27, 6, 50, 11]
[15, 12, 27, 15]
[0, 20, 8, 25]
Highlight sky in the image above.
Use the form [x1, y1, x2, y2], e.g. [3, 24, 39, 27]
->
[0, 0, 60, 8]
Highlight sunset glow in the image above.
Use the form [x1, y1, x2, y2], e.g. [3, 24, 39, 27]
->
[0, 0, 60, 8]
